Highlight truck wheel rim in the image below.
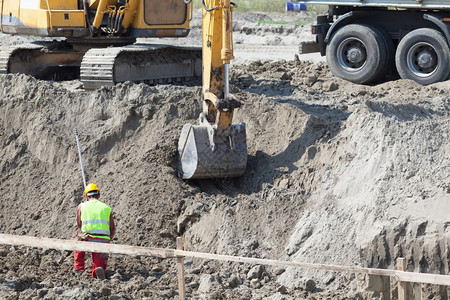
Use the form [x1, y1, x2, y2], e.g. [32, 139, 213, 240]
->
[406, 42, 438, 78]
[337, 37, 367, 72]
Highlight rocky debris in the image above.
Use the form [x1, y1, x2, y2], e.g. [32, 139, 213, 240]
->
[247, 265, 265, 280]
[197, 274, 222, 295]
[228, 274, 242, 288]
[0, 9, 449, 300]
[301, 278, 317, 292]
[177, 202, 205, 234]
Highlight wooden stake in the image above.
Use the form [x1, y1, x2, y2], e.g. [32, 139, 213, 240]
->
[176, 237, 186, 300]
[397, 257, 408, 300]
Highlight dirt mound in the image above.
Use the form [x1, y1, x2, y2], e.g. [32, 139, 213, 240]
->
[1, 59, 449, 298]
[1, 11, 450, 300]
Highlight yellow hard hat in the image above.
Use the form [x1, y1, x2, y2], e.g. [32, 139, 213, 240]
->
[84, 183, 100, 196]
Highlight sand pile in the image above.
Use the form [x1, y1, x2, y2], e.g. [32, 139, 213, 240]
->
[0, 11, 449, 300]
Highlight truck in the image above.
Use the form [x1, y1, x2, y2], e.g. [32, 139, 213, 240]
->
[294, 0, 450, 85]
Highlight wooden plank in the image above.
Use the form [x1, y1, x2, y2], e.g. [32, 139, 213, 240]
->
[395, 270, 450, 286]
[397, 258, 408, 300]
[173, 249, 396, 276]
[175, 250, 450, 286]
[176, 237, 186, 300]
[1, 234, 450, 288]
[0, 234, 175, 258]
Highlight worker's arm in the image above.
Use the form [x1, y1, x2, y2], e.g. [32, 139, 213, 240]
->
[76, 205, 82, 229]
[109, 213, 116, 240]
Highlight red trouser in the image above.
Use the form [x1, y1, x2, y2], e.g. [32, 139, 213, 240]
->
[74, 236, 110, 278]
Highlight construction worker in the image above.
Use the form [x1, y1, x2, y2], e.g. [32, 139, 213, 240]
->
[74, 183, 115, 280]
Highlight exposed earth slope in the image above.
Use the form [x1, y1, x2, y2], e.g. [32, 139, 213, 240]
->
[0, 10, 449, 300]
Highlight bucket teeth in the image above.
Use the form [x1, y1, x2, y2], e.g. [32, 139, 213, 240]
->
[178, 123, 247, 179]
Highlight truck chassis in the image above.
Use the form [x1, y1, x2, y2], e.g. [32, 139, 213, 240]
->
[299, 0, 450, 85]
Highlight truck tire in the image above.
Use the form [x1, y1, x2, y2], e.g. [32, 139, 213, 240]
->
[326, 24, 389, 84]
[395, 28, 450, 85]
[376, 26, 396, 79]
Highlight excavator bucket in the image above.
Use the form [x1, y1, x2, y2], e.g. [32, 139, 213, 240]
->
[178, 123, 247, 179]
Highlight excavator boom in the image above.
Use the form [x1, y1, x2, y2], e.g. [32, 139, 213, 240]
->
[177, 0, 247, 179]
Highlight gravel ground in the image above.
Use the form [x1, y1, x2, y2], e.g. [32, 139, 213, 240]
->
[0, 9, 449, 300]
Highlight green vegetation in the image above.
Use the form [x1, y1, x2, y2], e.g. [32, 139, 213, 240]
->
[33, 94, 42, 110]
[303, 4, 328, 14]
[193, 0, 327, 26]
[194, 0, 327, 15]
[256, 19, 311, 26]
[233, 0, 288, 12]
[194, 0, 288, 12]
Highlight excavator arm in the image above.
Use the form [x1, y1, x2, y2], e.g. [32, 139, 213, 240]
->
[177, 0, 247, 179]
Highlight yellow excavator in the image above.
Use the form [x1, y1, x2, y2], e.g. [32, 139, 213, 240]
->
[0, 0, 202, 89]
[0, 0, 247, 178]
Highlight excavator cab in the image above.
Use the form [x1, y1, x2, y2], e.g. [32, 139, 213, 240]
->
[1, 0, 191, 38]
[178, 0, 248, 179]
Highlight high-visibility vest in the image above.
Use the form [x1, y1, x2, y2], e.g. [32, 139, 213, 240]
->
[80, 199, 111, 240]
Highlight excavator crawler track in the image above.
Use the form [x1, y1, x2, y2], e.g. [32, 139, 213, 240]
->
[0, 44, 44, 75]
[0, 41, 84, 80]
[80, 44, 202, 90]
